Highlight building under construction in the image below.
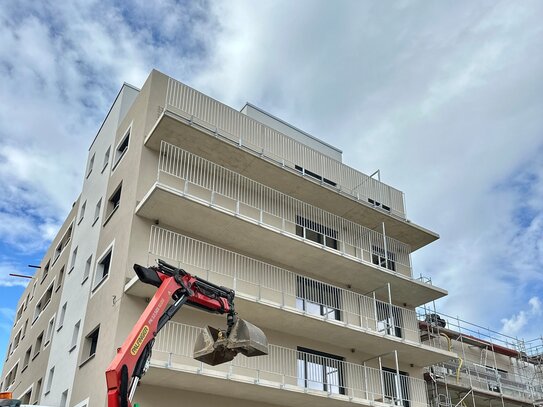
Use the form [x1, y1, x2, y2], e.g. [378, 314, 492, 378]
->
[420, 306, 543, 407]
[0, 69, 541, 407]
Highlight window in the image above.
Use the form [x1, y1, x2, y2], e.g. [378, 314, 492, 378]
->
[295, 165, 337, 187]
[54, 242, 62, 264]
[93, 199, 102, 225]
[113, 128, 130, 168]
[376, 301, 403, 338]
[65, 225, 73, 243]
[41, 260, 50, 283]
[368, 198, 391, 212]
[23, 346, 32, 370]
[56, 266, 65, 292]
[102, 147, 111, 172]
[30, 281, 37, 300]
[33, 378, 42, 404]
[296, 276, 341, 321]
[22, 318, 28, 339]
[382, 367, 410, 407]
[34, 283, 54, 322]
[45, 316, 55, 346]
[297, 347, 345, 395]
[53, 225, 73, 265]
[60, 389, 68, 407]
[106, 182, 122, 220]
[83, 256, 92, 284]
[86, 153, 95, 177]
[83, 326, 100, 361]
[372, 245, 396, 271]
[295, 216, 338, 250]
[94, 248, 112, 289]
[57, 302, 67, 331]
[70, 246, 78, 273]
[79, 201, 86, 224]
[13, 329, 21, 351]
[15, 305, 23, 323]
[34, 331, 44, 359]
[5, 363, 18, 387]
[23, 294, 29, 311]
[20, 388, 31, 404]
[70, 321, 81, 351]
[45, 366, 54, 394]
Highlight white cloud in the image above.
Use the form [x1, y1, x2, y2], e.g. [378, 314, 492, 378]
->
[501, 297, 542, 337]
[0, 262, 29, 288]
[0, 0, 219, 253]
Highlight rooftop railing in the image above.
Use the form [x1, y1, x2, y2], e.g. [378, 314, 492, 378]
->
[156, 141, 413, 277]
[164, 77, 407, 219]
[153, 321, 428, 407]
[417, 307, 543, 357]
[148, 225, 420, 343]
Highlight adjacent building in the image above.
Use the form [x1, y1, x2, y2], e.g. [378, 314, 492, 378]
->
[1, 70, 541, 407]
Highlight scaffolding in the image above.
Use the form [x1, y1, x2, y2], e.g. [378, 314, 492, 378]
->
[418, 304, 543, 407]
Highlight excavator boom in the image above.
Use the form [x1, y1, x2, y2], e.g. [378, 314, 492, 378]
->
[105, 260, 267, 407]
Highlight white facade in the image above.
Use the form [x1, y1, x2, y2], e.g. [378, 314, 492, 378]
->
[40, 85, 138, 406]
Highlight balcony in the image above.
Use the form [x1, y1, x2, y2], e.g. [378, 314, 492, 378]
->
[126, 226, 454, 366]
[144, 75, 439, 251]
[136, 142, 446, 306]
[143, 321, 429, 407]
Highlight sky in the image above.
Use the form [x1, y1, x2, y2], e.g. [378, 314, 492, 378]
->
[0, 0, 542, 366]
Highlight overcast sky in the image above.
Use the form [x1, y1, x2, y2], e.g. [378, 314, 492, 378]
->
[1, 0, 542, 363]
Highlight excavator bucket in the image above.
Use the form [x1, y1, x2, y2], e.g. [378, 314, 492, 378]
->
[193, 319, 268, 366]
[226, 318, 268, 357]
[193, 326, 237, 366]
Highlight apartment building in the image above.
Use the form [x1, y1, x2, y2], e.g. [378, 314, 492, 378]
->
[1, 69, 539, 407]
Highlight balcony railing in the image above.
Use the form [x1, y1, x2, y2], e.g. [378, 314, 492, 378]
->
[431, 360, 543, 402]
[148, 225, 420, 343]
[164, 77, 407, 219]
[156, 141, 413, 277]
[153, 321, 428, 407]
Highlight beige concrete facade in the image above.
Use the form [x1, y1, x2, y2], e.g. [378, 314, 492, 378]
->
[2, 69, 541, 407]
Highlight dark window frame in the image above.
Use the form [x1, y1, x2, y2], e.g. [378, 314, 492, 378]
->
[295, 165, 337, 187]
[296, 276, 342, 321]
[295, 215, 338, 250]
[297, 346, 346, 395]
[382, 367, 410, 407]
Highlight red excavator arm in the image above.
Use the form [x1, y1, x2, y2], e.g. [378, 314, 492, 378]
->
[105, 260, 267, 407]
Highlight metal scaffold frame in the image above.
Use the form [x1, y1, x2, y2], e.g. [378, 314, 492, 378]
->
[417, 303, 543, 407]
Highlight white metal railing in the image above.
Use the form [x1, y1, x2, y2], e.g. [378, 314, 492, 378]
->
[157, 141, 413, 276]
[148, 225, 420, 342]
[153, 321, 428, 407]
[432, 360, 543, 402]
[164, 77, 406, 219]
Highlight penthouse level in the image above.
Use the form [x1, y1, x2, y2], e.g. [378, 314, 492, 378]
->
[141, 70, 439, 250]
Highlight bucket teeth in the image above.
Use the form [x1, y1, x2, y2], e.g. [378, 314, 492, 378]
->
[193, 320, 268, 366]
